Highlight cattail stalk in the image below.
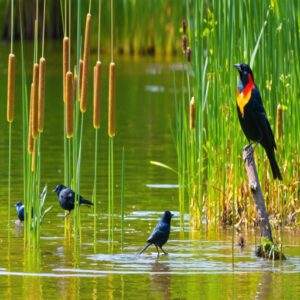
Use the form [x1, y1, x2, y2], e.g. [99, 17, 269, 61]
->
[189, 96, 196, 130]
[32, 63, 39, 139]
[28, 83, 34, 154]
[276, 104, 283, 140]
[66, 71, 74, 138]
[93, 61, 101, 128]
[31, 145, 36, 172]
[38, 57, 46, 132]
[80, 14, 92, 112]
[7, 53, 15, 123]
[63, 37, 69, 102]
[79, 58, 83, 97]
[73, 66, 78, 102]
[108, 62, 116, 137]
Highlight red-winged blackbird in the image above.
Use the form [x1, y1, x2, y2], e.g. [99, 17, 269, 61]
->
[234, 63, 282, 180]
[53, 184, 93, 215]
[139, 211, 174, 256]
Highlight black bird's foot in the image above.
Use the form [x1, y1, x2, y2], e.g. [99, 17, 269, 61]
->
[160, 247, 168, 255]
[243, 144, 256, 164]
[243, 143, 253, 152]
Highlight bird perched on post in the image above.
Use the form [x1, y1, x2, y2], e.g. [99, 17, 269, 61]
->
[53, 184, 93, 215]
[15, 201, 24, 221]
[234, 63, 282, 180]
[139, 211, 174, 256]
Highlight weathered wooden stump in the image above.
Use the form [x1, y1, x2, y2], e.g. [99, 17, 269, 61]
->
[243, 145, 285, 260]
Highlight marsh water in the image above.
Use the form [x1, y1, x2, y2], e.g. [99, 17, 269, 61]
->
[0, 43, 299, 299]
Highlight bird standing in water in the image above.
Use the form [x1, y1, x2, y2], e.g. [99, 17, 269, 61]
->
[15, 201, 24, 221]
[234, 63, 282, 180]
[53, 184, 93, 215]
[139, 211, 174, 256]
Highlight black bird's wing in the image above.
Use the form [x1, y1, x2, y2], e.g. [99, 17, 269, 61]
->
[60, 188, 75, 206]
[251, 88, 282, 179]
[147, 222, 170, 244]
[251, 88, 276, 150]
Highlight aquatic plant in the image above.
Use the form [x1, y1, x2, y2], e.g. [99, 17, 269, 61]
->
[108, 0, 116, 251]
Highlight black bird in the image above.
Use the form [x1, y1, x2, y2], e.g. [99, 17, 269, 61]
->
[139, 211, 174, 256]
[234, 63, 282, 180]
[53, 184, 93, 215]
[15, 201, 24, 221]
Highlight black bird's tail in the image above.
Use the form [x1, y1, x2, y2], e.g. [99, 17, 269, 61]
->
[266, 148, 282, 180]
[139, 243, 151, 255]
[80, 198, 93, 206]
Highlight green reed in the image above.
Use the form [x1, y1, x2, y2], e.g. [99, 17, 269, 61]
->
[174, 0, 300, 229]
[120, 147, 125, 249]
[93, 0, 102, 244]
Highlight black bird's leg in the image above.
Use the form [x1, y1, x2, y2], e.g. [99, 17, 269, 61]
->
[64, 211, 71, 218]
[160, 247, 168, 255]
[155, 245, 160, 257]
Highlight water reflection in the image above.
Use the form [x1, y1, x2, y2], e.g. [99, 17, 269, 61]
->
[255, 272, 274, 300]
[150, 260, 171, 300]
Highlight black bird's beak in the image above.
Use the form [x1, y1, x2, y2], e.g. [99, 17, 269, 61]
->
[52, 188, 56, 192]
[171, 213, 174, 217]
[233, 64, 241, 71]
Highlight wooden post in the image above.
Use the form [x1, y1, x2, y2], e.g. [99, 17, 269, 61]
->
[242, 145, 273, 242]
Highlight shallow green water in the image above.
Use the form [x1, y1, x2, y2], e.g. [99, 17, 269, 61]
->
[0, 42, 299, 299]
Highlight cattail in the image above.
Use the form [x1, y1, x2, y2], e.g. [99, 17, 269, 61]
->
[79, 59, 84, 98]
[93, 61, 101, 129]
[182, 20, 187, 33]
[28, 83, 34, 154]
[189, 96, 196, 130]
[63, 37, 69, 102]
[108, 62, 116, 137]
[32, 63, 39, 139]
[186, 47, 192, 62]
[182, 35, 187, 53]
[276, 104, 283, 140]
[66, 71, 74, 138]
[38, 57, 46, 132]
[73, 65, 78, 102]
[7, 53, 15, 123]
[80, 14, 92, 112]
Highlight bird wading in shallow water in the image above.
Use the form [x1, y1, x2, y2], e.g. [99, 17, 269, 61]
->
[53, 184, 93, 215]
[15, 201, 24, 221]
[234, 63, 282, 180]
[139, 211, 174, 256]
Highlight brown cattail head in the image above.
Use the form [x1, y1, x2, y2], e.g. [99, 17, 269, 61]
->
[32, 63, 39, 139]
[66, 71, 74, 138]
[186, 47, 192, 62]
[7, 53, 15, 123]
[189, 96, 196, 130]
[276, 104, 283, 140]
[108, 62, 116, 137]
[182, 20, 187, 33]
[93, 61, 101, 129]
[63, 37, 70, 102]
[182, 35, 187, 53]
[38, 57, 46, 133]
[80, 14, 92, 113]
[79, 59, 84, 100]
[28, 83, 34, 154]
